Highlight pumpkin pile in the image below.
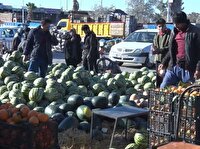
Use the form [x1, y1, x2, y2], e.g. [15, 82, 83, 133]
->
[0, 103, 49, 125]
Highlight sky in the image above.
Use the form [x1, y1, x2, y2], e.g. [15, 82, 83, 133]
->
[0, 0, 199, 14]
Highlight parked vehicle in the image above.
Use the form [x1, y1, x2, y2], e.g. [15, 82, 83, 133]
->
[109, 29, 157, 67]
[0, 26, 19, 50]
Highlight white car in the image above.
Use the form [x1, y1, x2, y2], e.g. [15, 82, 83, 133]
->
[109, 29, 158, 67]
[0, 26, 19, 50]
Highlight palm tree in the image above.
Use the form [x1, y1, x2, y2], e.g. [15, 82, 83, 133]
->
[170, 0, 184, 15]
[26, 2, 37, 21]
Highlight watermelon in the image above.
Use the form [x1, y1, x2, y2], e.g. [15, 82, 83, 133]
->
[24, 71, 38, 81]
[4, 60, 16, 70]
[51, 113, 65, 124]
[59, 103, 74, 113]
[4, 75, 19, 85]
[21, 83, 33, 97]
[0, 57, 4, 67]
[9, 89, 24, 100]
[0, 66, 11, 79]
[126, 87, 137, 96]
[0, 85, 7, 95]
[134, 133, 146, 146]
[125, 143, 138, 149]
[44, 87, 61, 102]
[33, 106, 45, 113]
[10, 98, 26, 106]
[78, 121, 91, 133]
[92, 96, 108, 109]
[147, 72, 155, 79]
[92, 83, 106, 95]
[143, 82, 154, 91]
[7, 81, 16, 91]
[98, 91, 110, 98]
[76, 105, 92, 121]
[45, 105, 61, 117]
[134, 84, 143, 91]
[11, 66, 24, 76]
[27, 101, 38, 109]
[58, 116, 79, 132]
[108, 92, 120, 106]
[102, 72, 112, 80]
[0, 91, 9, 100]
[33, 78, 46, 88]
[119, 95, 129, 104]
[122, 71, 130, 78]
[11, 50, 22, 60]
[129, 71, 142, 80]
[12, 83, 22, 91]
[140, 67, 148, 72]
[29, 87, 44, 102]
[67, 94, 84, 108]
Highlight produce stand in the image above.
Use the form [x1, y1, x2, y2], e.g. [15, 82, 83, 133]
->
[149, 85, 200, 149]
[0, 120, 59, 149]
[90, 105, 149, 148]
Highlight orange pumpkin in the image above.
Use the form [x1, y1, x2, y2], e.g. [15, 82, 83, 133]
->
[20, 106, 30, 117]
[29, 116, 39, 125]
[37, 113, 49, 123]
[12, 112, 22, 123]
[0, 109, 9, 121]
[28, 110, 38, 119]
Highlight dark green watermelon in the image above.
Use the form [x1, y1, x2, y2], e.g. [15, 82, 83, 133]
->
[67, 94, 84, 108]
[108, 92, 120, 106]
[91, 96, 108, 109]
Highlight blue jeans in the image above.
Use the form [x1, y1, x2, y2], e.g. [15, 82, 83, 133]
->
[28, 58, 48, 78]
[160, 65, 195, 88]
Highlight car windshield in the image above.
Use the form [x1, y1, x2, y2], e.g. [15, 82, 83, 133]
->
[124, 32, 157, 43]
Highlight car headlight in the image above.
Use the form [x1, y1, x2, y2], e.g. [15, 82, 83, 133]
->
[134, 49, 143, 53]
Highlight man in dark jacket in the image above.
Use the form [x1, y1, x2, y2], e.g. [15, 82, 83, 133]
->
[64, 28, 82, 67]
[160, 11, 200, 88]
[23, 19, 58, 77]
[81, 25, 99, 72]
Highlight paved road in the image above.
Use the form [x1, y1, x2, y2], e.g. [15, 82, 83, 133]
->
[52, 51, 154, 73]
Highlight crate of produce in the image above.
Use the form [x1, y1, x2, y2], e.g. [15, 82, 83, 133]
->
[175, 85, 200, 145]
[149, 131, 172, 149]
[0, 103, 59, 149]
[148, 90, 176, 134]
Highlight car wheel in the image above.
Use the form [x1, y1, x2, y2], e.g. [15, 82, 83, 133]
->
[143, 57, 154, 69]
[117, 62, 123, 66]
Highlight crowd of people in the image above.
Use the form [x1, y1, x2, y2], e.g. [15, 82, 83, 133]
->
[152, 11, 200, 88]
[1, 11, 200, 89]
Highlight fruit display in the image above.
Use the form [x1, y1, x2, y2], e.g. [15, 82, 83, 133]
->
[0, 50, 156, 133]
[0, 103, 58, 149]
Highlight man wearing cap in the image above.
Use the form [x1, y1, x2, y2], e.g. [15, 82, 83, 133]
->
[160, 11, 200, 88]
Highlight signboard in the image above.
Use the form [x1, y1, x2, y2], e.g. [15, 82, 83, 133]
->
[110, 23, 124, 37]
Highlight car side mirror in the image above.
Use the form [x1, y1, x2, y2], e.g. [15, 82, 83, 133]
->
[57, 26, 61, 29]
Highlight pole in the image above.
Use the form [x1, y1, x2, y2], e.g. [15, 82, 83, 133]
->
[22, 0, 25, 23]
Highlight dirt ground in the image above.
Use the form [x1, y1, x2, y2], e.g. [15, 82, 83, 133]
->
[58, 121, 136, 149]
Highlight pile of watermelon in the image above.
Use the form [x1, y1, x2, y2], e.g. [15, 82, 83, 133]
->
[0, 50, 156, 134]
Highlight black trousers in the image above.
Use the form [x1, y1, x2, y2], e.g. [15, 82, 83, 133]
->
[83, 57, 98, 73]
[65, 58, 78, 67]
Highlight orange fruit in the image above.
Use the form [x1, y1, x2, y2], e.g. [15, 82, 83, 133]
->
[20, 106, 30, 117]
[29, 116, 39, 125]
[37, 113, 49, 123]
[28, 110, 38, 119]
[0, 109, 9, 121]
[12, 112, 22, 123]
